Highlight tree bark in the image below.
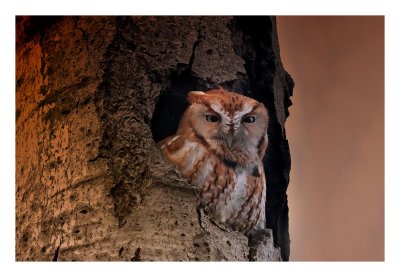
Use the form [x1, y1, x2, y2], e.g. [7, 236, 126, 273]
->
[16, 16, 293, 261]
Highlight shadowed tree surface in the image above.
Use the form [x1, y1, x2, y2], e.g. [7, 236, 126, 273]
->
[16, 16, 293, 261]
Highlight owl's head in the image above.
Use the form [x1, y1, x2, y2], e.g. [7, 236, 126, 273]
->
[178, 88, 269, 164]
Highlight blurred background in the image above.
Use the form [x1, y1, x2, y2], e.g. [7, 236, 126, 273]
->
[276, 16, 384, 261]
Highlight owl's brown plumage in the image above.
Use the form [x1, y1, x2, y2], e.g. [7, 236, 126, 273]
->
[159, 88, 268, 235]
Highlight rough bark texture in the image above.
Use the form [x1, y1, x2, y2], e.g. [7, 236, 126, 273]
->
[16, 16, 293, 261]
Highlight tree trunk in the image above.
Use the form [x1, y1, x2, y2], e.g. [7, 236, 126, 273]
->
[16, 16, 293, 261]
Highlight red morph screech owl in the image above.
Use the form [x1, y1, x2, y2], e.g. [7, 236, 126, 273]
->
[158, 88, 268, 235]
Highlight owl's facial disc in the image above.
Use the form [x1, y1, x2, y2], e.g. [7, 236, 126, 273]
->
[203, 109, 239, 150]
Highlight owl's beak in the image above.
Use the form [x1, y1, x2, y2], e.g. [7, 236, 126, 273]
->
[226, 134, 234, 148]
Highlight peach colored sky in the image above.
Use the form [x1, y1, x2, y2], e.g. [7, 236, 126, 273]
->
[277, 16, 384, 261]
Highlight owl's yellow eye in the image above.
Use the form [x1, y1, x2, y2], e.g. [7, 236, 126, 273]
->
[242, 115, 256, 123]
[205, 114, 221, 123]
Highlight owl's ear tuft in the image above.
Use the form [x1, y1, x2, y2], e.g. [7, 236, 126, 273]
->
[187, 91, 206, 104]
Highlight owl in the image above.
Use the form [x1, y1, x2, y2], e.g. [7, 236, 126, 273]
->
[158, 88, 268, 235]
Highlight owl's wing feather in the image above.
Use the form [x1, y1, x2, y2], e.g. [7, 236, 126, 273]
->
[158, 135, 187, 156]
